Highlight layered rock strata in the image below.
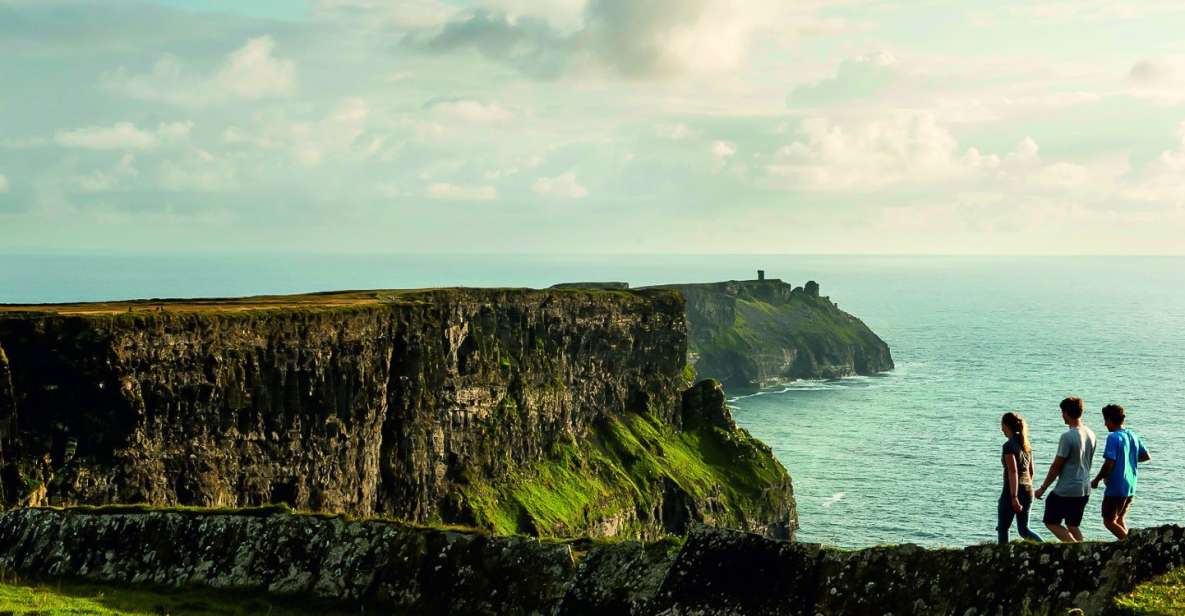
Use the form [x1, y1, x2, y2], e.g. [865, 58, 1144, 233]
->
[647, 279, 894, 389]
[0, 289, 794, 539]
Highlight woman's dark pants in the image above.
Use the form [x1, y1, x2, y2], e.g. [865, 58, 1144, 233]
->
[998, 487, 1044, 544]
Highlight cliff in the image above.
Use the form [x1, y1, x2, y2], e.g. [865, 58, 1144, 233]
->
[1, 507, 1180, 615]
[0, 288, 794, 540]
[646, 279, 894, 389]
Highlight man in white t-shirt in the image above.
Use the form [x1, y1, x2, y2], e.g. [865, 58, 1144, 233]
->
[1035, 396, 1097, 542]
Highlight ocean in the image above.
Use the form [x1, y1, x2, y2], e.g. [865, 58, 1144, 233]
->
[1, 254, 1181, 547]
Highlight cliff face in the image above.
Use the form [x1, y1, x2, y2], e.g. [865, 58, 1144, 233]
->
[0, 288, 794, 540]
[647, 280, 894, 389]
[1, 508, 1180, 616]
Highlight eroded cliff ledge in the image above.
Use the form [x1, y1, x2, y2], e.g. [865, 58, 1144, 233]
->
[0, 288, 794, 540]
[644, 279, 894, 389]
[1, 508, 1179, 615]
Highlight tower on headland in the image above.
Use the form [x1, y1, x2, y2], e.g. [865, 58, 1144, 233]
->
[757, 269, 765, 281]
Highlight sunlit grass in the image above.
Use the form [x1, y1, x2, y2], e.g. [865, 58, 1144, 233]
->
[0, 571, 358, 615]
[1114, 567, 1185, 615]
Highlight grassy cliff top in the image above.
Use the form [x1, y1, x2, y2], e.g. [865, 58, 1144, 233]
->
[0, 287, 676, 317]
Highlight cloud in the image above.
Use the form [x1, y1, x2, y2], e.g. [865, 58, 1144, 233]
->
[158, 149, 236, 192]
[789, 51, 898, 106]
[656, 123, 696, 140]
[426, 98, 513, 123]
[0, 174, 8, 193]
[1129, 59, 1175, 85]
[73, 154, 139, 193]
[762, 113, 1125, 197]
[291, 98, 372, 165]
[427, 182, 498, 201]
[55, 121, 192, 150]
[766, 113, 977, 191]
[532, 171, 588, 198]
[410, 0, 794, 79]
[313, 0, 462, 29]
[105, 36, 295, 106]
[1120, 122, 1185, 206]
[711, 140, 736, 172]
[711, 140, 736, 160]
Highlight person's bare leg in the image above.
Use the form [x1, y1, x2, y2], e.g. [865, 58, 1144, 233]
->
[1045, 523, 1076, 542]
[1067, 526, 1084, 542]
[1117, 506, 1131, 539]
[1103, 517, 1127, 539]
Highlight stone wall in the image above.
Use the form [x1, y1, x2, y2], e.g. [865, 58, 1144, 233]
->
[0, 508, 1179, 616]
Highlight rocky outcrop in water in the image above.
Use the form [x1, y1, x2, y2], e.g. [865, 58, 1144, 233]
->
[1, 507, 1179, 615]
[0, 288, 794, 540]
[647, 279, 894, 389]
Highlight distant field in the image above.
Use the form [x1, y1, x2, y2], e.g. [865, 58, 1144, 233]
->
[0, 286, 651, 316]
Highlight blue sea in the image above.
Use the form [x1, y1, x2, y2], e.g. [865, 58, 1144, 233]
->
[1, 254, 1182, 547]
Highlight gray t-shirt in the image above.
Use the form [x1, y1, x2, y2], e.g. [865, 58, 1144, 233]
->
[1053, 425, 1097, 497]
[1002, 436, 1033, 491]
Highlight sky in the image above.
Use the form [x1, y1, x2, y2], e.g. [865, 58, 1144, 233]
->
[2, 0, 1185, 255]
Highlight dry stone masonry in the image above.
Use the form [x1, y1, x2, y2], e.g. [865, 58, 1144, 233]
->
[0, 508, 1178, 615]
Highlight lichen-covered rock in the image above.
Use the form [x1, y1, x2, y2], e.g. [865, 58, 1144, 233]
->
[0, 509, 1179, 616]
[0, 288, 793, 540]
[646, 279, 894, 389]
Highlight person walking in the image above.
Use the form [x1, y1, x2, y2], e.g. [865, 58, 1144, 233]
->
[997, 412, 1044, 544]
[1035, 396, 1097, 542]
[1091, 404, 1151, 540]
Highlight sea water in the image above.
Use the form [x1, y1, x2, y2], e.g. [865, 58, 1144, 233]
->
[2, 254, 1182, 547]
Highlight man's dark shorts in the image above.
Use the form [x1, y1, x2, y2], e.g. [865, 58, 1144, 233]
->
[1102, 496, 1134, 520]
[1043, 492, 1089, 527]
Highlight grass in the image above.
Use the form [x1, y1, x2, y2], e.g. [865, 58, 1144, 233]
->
[1114, 567, 1185, 615]
[0, 572, 361, 615]
[0, 287, 680, 317]
[457, 408, 790, 539]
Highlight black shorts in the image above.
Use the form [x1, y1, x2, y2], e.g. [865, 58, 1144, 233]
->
[1043, 492, 1090, 527]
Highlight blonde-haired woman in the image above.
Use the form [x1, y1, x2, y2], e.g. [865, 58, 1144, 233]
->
[998, 412, 1044, 544]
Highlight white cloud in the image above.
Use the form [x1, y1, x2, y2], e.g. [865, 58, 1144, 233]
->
[427, 182, 498, 201]
[763, 113, 1130, 200]
[766, 113, 979, 191]
[427, 98, 513, 123]
[55, 121, 192, 150]
[1125, 57, 1185, 103]
[106, 36, 295, 106]
[158, 149, 236, 192]
[73, 154, 139, 193]
[656, 123, 696, 140]
[291, 98, 371, 165]
[532, 171, 588, 198]
[0, 174, 9, 193]
[711, 140, 736, 160]
[1121, 122, 1185, 206]
[789, 51, 898, 106]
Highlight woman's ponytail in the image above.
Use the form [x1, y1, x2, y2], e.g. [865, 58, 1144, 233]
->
[1001, 412, 1032, 454]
